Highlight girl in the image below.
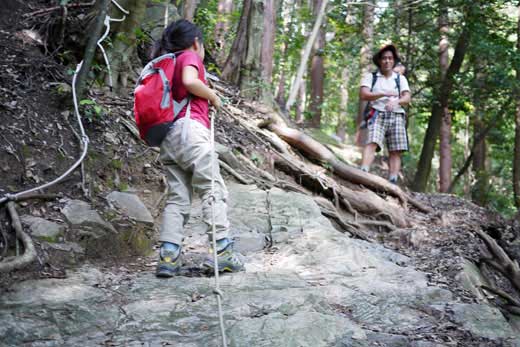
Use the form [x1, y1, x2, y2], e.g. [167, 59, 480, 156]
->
[152, 19, 243, 277]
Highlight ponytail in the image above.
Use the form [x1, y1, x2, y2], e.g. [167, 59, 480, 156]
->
[151, 19, 204, 59]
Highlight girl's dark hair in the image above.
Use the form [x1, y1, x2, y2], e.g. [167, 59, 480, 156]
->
[151, 19, 203, 59]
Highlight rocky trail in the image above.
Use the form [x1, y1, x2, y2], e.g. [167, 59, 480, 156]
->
[2, 184, 519, 347]
[1, 1, 520, 346]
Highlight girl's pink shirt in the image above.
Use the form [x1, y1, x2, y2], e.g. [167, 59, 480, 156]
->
[172, 50, 210, 129]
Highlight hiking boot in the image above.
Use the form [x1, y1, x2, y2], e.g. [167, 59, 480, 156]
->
[156, 242, 182, 278]
[203, 239, 244, 273]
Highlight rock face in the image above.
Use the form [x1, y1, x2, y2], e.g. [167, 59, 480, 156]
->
[20, 215, 65, 243]
[1, 184, 519, 347]
[61, 199, 116, 237]
[106, 191, 154, 225]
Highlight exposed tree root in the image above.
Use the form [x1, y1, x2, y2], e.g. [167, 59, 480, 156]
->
[219, 160, 254, 185]
[274, 152, 408, 228]
[264, 121, 432, 214]
[475, 228, 520, 292]
[0, 202, 37, 273]
[314, 197, 372, 240]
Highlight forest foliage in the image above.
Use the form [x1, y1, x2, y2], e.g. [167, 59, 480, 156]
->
[34, 0, 520, 218]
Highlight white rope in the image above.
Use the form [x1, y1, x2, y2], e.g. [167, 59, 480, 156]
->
[0, 62, 89, 205]
[0, 1, 129, 206]
[210, 110, 228, 347]
[111, 0, 129, 14]
[97, 0, 129, 91]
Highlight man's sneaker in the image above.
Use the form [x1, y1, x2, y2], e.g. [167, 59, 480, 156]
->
[203, 239, 244, 273]
[156, 242, 182, 278]
[388, 175, 398, 184]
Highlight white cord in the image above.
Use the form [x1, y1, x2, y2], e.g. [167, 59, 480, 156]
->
[0, 0, 129, 205]
[210, 111, 228, 347]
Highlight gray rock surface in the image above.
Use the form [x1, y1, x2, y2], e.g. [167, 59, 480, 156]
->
[106, 191, 154, 225]
[1, 184, 518, 347]
[20, 215, 65, 242]
[61, 199, 116, 237]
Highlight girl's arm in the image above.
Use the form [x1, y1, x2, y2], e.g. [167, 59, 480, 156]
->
[182, 65, 221, 108]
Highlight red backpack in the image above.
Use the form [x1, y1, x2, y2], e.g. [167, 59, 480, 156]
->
[134, 53, 189, 147]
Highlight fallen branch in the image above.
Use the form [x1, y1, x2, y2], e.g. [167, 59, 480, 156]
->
[264, 121, 432, 214]
[219, 160, 254, 185]
[0, 202, 37, 273]
[274, 152, 408, 227]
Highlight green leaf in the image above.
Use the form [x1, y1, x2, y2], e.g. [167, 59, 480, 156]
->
[80, 99, 95, 105]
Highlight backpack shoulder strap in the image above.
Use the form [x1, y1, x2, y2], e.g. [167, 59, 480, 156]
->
[370, 71, 378, 91]
[395, 73, 401, 96]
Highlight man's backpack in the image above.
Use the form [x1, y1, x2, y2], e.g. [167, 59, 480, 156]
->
[134, 53, 189, 147]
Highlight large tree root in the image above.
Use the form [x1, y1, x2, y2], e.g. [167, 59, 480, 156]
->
[475, 228, 520, 292]
[264, 122, 432, 214]
[0, 202, 37, 273]
[274, 152, 408, 228]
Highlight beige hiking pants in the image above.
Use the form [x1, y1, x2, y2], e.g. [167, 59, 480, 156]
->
[158, 118, 230, 245]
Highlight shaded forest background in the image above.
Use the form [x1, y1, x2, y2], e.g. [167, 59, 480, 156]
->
[22, 0, 520, 219]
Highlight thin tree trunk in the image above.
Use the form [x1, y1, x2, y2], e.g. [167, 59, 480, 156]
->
[356, 0, 375, 133]
[412, 18, 471, 192]
[276, 0, 298, 108]
[215, 0, 234, 66]
[75, 0, 111, 99]
[438, 1, 451, 192]
[448, 97, 510, 193]
[336, 67, 349, 142]
[471, 63, 488, 205]
[514, 3, 520, 211]
[275, 42, 288, 107]
[309, 0, 325, 128]
[295, 80, 306, 123]
[182, 0, 199, 21]
[285, 0, 329, 111]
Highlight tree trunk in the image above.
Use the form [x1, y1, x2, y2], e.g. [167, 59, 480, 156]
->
[336, 67, 349, 142]
[438, 0, 451, 192]
[275, 41, 288, 107]
[261, 0, 275, 85]
[309, 0, 325, 128]
[222, 0, 271, 101]
[295, 80, 306, 123]
[75, 0, 111, 99]
[222, 0, 252, 85]
[471, 101, 488, 205]
[181, 0, 199, 21]
[412, 18, 471, 192]
[241, 0, 268, 99]
[285, 0, 329, 111]
[356, 0, 375, 134]
[107, 0, 147, 93]
[514, 3, 520, 210]
[215, 0, 234, 66]
[276, 0, 298, 108]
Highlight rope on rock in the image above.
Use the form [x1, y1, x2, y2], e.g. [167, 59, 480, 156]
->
[210, 110, 228, 347]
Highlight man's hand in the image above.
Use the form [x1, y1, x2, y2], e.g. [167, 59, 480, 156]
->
[385, 98, 399, 111]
